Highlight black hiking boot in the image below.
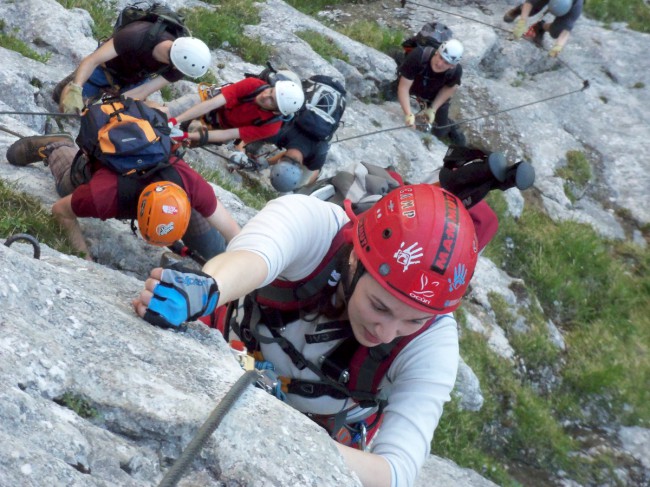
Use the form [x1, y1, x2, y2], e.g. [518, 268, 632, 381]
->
[447, 125, 467, 147]
[503, 4, 522, 23]
[487, 153, 507, 182]
[52, 71, 76, 105]
[6, 134, 74, 166]
[497, 161, 536, 192]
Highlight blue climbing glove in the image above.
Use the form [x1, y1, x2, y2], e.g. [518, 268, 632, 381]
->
[143, 264, 219, 329]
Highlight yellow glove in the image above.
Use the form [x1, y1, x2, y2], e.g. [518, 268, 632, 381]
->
[423, 108, 436, 124]
[60, 82, 83, 114]
[404, 113, 415, 126]
[513, 19, 527, 39]
[549, 44, 563, 58]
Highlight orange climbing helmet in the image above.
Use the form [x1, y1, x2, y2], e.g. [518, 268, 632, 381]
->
[137, 181, 191, 246]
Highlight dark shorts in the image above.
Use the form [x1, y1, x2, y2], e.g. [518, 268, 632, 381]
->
[529, 0, 583, 37]
[268, 125, 330, 172]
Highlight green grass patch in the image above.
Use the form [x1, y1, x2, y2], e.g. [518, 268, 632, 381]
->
[555, 150, 592, 203]
[196, 165, 274, 211]
[585, 0, 650, 33]
[54, 392, 99, 419]
[285, 0, 363, 16]
[335, 19, 403, 54]
[489, 292, 560, 370]
[296, 30, 349, 63]
[0, 180, 77, 255]
[56, 0, 116, 40]
[0, 20, 51, 63]
[434, 328, 576, 485]
[181, 2, 272, 65]
[483, 192, 650, 422]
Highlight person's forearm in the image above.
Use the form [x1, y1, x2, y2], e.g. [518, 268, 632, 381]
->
[431, 85, 458, 112]
[521, 1, 533, 21]
[335, 443, 392, 487]
[188, 127, 240, 144]
[73, 40, 117, 89]
[202, 250, 269, 306]
[397, 81, 413, 116]
[123, 76, 168, 101]
[207, 202, 241, 243]
[176, 94, 225, 124]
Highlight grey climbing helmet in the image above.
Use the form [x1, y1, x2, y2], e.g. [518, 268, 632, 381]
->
[270, 158, 303, 192]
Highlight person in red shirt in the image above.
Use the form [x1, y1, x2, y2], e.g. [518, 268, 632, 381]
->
[6, 134, 240, 262]
[169, 77, 304, 145]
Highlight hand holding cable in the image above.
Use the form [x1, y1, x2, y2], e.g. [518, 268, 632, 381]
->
[513, 19, 527, 39]
[142, 263, 220, 329]
[549, 44, 563, 58]
[60, 82, 84, 114]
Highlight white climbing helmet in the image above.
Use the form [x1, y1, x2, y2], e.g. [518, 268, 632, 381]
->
[274, 80, 305, 116]
[270, 158, 303, 192]
[170, 37, 211, 78]
[438, 39, 464, 65]
[549, 0, 572, 17]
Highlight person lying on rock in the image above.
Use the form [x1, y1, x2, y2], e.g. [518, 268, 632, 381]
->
[166, 75, 305, 147]
[6, 133, 239, 262]
[55, 18, 211, 114]
[133, 183, 479, 487]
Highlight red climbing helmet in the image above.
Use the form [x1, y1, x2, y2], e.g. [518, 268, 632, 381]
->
[348, 184, 479, 314]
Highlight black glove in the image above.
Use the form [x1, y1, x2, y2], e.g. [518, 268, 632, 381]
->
[143, 264, 219, 329]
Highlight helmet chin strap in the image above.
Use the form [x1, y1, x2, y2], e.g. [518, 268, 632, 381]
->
[342, 250, 366, 305]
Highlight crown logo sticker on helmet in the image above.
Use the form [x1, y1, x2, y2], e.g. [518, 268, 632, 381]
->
[394, 241, 424, 272]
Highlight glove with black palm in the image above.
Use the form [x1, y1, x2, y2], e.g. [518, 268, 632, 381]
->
[144, 264, 220, 329]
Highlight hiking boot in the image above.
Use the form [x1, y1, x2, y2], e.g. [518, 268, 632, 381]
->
[514, 161, 535, 190]
[498, 161, 536, 191]
[6, 134, 74, 166]
[524, 21, 545, 46]
[52, 71, 76, 105]
[487, 153, 507, 182]
[447, 125, 467, 147]
[503, 4, 521, 23]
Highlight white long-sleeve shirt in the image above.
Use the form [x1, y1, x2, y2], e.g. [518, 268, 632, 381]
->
[227, 194, 460, 487]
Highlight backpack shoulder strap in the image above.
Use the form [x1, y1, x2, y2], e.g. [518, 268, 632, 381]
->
[239, 84, 270, 104]
[420, 46, 435, 69]
[255, 222, 352, 310]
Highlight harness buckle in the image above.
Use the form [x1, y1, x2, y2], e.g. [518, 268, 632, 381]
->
[359, 422, 368, 451]
[255, 369, 279, 395]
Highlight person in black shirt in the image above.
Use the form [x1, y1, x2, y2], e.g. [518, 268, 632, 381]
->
[58, 21, 211, 114]
[397, 39, 466, 146]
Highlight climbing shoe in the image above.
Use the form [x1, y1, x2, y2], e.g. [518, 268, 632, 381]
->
[503, 5, 521, 23]
[6, 134, 74, 166]
[524, 21, 545, 46]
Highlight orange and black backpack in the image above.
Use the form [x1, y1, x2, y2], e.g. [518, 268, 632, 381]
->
[76, 96, 172, 177]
